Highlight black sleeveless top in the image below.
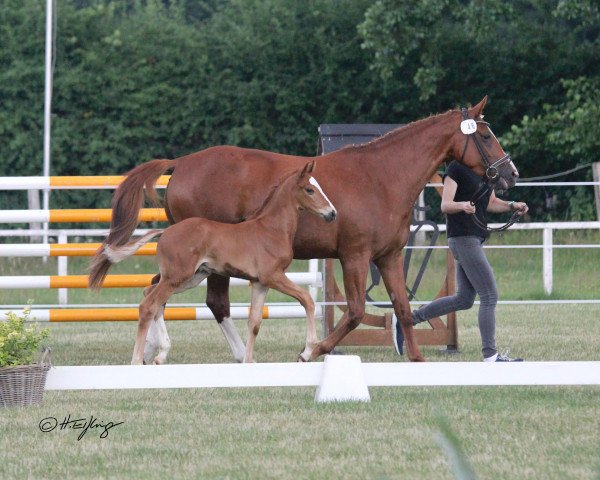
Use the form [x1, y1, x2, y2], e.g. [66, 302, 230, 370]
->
[443, 161, 490, 239]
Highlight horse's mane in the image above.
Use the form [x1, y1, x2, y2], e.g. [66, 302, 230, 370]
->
[244, 168, 299, 221]
[338, 108, 456, 153]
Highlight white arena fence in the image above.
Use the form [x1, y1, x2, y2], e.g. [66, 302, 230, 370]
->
[43, 355, 600, 402]
[0, 177, 599, 318]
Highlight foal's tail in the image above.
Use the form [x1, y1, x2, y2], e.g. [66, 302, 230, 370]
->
[89, 230, 164, 289]
[88, 158, 175, 289]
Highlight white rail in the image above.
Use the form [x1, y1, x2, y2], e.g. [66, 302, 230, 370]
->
[1, 180, 599, 300]
[1, 222, 599, 298]
[2, 178, 598, 190]
[44, 359, 600, 393]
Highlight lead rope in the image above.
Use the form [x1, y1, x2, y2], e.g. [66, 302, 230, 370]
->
[470, 208, 521, 233]
[469, 183, 522, 232]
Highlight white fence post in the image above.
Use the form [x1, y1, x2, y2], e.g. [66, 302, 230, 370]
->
[308, 259, 319, 301]
[27, 189, 42, 242]
[415, 190, 426, 244]
[593, 162, 600, 222]
[57, 232, 68, 305]
[543, 228, 553, 295]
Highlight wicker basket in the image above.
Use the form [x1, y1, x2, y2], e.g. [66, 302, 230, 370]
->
[0, 348, 51, 408]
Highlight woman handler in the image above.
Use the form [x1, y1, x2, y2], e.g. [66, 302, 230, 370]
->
[392, 160, 528, 361]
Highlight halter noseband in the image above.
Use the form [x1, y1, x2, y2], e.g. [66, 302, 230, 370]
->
[459, 107, 520, 233]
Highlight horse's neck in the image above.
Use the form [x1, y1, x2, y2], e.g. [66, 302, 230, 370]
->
[253, 178, 299, 241]
[360, 110, 458, 203]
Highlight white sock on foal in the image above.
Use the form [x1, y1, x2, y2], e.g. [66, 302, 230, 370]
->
[219, 317, 246, 363]
[144, 313, 171, 365]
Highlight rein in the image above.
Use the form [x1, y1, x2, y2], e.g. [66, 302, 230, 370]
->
[459, 107, 521, 233]
[469, 187, 521, 232]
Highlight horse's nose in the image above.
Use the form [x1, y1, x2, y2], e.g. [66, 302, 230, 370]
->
[325, 210, 337, 222]
[509, 159, 519, 178]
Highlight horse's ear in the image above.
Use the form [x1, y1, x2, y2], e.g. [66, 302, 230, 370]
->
[300, 160, 316, 177]
[469, 96, 488, 117]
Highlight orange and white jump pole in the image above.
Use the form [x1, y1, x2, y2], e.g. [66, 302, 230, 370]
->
[0, 243, 157, 257]
[0, 208, 167, 223]
[0, 305, 310, 322]
[0, 175, 170, 190]
[0, 272, 320, 289]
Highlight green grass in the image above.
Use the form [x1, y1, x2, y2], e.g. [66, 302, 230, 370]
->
[0, 231, 599, 479]
[1, 304, 599, 479]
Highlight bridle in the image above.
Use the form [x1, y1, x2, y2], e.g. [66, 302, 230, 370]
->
[459, 107, 521, 233]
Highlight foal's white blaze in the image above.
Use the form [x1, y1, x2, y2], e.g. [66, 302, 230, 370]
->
[309, 176, 336, 214]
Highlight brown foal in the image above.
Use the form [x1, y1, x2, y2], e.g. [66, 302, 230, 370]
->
[93, 161, 336, 364]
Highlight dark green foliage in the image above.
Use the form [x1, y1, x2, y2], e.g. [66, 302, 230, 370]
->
[358, 0, 600, 131]
[0, 0, 599, 220]
[502, 77, 600, 220]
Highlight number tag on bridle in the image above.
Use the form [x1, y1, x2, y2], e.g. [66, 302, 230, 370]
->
[460, 119, 477, 135]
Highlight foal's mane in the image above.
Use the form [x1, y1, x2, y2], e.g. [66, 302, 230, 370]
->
[244, 168, 300, 221]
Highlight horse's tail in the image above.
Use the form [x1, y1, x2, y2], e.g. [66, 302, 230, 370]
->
[88, 158, 175, 289]
[89, 229, 164, 289]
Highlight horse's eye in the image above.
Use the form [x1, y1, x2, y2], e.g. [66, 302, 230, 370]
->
[305, 188, 315, 195]
[482, 134, 491, 140]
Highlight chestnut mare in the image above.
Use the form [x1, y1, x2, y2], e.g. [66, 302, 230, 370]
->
[91, 161, 337, 364]
[90, 96, 518, 363]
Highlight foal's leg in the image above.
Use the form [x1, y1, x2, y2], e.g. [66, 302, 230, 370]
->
[206, 274, 246, 363]
[146, 271, 208, 365]
[375, 253, 425, 362]
[150, 307, 171, 365]
[245, 282, 269, 363]
[265, 272, 318, 362]
[309, 254, 370, 361]
[142, 284, 160, 364]
[132, 281, 176, 365]
[144, 274, 170, 364]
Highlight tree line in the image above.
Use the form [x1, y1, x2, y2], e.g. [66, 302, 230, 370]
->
[1, 0, 598, 220]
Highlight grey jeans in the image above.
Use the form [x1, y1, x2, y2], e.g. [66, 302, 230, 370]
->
[413, 235, 498, 358]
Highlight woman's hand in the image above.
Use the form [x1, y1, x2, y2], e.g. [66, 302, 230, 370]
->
[440, 177, 477, 215]
[460, 201, 476, 214]
[511, 201, 528, 215]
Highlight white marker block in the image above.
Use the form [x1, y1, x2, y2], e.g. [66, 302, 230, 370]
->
[314, 355, 370, 403]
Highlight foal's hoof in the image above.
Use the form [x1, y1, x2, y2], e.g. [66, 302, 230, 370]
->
[298, 349, 312, 362]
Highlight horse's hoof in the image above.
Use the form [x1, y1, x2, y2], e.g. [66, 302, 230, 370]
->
[298, 347, 312, 362]
[410, 355, 426, 362]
